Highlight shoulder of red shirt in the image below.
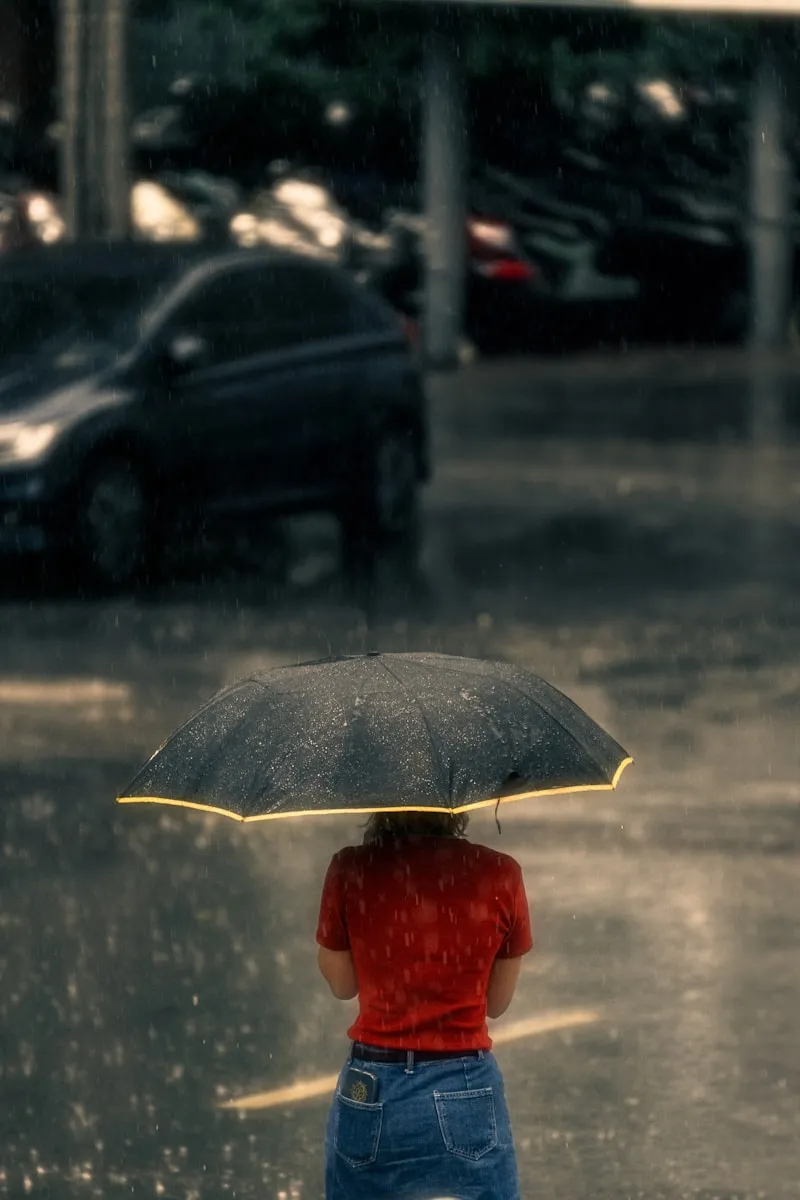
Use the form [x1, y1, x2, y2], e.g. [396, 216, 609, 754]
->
[329, 839, 524, 875]
[329, 844, 358, 869]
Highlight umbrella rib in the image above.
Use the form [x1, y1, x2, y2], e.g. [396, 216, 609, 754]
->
[378, 658, 451, 802]
[501, 676, 619, 781]
[135, 679, 255, 769]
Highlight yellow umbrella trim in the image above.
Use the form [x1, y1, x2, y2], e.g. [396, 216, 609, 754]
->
[117, 756, 633, 823]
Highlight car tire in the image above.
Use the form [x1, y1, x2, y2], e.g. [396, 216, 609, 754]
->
[340, 429, 421, 575]
[715, 289, 749, 345]
[76, 456, 152, 591]
[788, 299, 800, 350]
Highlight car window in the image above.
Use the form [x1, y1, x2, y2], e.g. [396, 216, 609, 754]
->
[164, 268, 268, 365]
[257, 264, 385, 346]
[166, 262, 387, 365]
[269, 266, 353, 342]
[342, 280, 395, 335]
[0, 270, 169, 363]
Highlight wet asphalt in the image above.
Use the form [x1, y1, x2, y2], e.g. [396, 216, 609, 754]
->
[1, 350, 800, 1200]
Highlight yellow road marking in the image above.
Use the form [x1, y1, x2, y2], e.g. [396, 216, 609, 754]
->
[0, 678, 131, 705]
[220, 1074, 341, 1111]
[218, 1008, 600, 1112]
[491, 1008, 600, 1045]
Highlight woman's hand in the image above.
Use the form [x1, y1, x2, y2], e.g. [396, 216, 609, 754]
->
[318, 947, 359, 1000]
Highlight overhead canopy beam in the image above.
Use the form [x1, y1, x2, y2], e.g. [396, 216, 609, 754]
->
[387, 0, 800, 11]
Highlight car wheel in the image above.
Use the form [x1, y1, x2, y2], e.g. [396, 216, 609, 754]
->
[78, 457, 151, 590]
[788, 299, 800, 350]
[715, 289, 749, 345]
[341, 429, 421, 573]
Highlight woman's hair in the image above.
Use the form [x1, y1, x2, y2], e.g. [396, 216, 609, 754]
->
[362, 810, 470, 846]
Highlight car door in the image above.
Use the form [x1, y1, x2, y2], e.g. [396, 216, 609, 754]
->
[239, 262, 373, 504]
[151, 259, 377, 515]
[151, 264, 270, 516]
[176, 260, 349, 509]
[166, 261, 351, 509]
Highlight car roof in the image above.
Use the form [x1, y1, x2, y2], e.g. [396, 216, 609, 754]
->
[0, 242, 334, 284]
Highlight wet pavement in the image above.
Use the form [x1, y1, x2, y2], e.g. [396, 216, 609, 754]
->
[2, 352, 800, 1200]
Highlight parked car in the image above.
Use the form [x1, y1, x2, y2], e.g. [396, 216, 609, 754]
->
[128, 74, 800, 352]
[597, 178, 750, 343]
[0, 242, 428, 589]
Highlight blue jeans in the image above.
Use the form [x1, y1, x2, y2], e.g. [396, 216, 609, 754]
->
[324, 1049, 521, 1200]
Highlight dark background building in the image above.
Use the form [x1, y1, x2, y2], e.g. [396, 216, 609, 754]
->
[0, 0, 54, 123]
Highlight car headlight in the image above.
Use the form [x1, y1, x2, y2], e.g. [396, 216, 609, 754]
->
[0, 421, 61, 465]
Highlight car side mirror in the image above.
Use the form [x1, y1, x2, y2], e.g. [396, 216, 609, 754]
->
[161, 332, 208, 376]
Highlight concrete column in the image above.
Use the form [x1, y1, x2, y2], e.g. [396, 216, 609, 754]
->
[747, 24, 793, 574]
[57, 0, 84, 240]
[102, 0, 131, 240]
[58, 0, 130, 240]
[422, 10, 467, 370]
[748, 25, 793, 442]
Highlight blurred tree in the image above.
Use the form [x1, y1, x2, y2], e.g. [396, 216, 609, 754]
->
[132, 0, 644, 104]
[130, 0, 770, 168]
[134, 0, 323, 41]
[641, 17, 752, 81]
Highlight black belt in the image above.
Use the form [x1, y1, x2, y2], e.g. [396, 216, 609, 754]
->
[352, 1041, 481, 1064]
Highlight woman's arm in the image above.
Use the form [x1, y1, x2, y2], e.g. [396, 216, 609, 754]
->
[316, 852, 356, 999]
[318, 947, 359, 1000]
[486, 956, 523, 1019]
[488, 858, 533, 1018]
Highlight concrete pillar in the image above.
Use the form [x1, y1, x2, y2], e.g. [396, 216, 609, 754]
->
[422, 10, 466, 370]
[57, 0, 84, 240]
[748, 25, 793, 442]
[102, 0, 131, 241]
[747, 24, 793, 574]
[58, 0, 130, 240]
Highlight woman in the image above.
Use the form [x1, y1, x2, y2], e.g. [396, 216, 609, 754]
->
[316, 810, 533, 1200]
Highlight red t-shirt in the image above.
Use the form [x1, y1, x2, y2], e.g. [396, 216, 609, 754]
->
[316, 836, 533, 1051]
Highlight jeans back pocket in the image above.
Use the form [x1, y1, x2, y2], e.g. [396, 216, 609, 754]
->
[334, 1092, 383, 1169]
[434, 1087, 498, 1160]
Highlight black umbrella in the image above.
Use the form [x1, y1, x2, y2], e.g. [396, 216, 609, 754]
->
[117, 652, 632, 822]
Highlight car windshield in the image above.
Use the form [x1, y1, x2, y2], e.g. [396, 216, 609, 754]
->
[0, 269, 172, 368]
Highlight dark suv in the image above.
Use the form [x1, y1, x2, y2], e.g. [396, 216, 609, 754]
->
[0, 243, 428, 587]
